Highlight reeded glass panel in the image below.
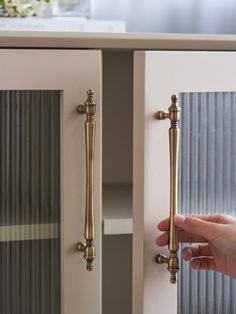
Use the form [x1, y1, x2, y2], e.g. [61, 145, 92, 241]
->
[0, 91, 61, 314]
[178, 92, 236, 314]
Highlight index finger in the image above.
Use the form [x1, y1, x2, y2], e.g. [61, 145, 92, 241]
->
[157, 214, 227, 231]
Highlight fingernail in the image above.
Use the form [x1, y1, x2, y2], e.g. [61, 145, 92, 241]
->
[182, 247, 192, 261]
[174, 214, 185, 226]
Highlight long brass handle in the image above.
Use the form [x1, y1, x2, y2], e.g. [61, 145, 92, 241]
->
[155, 95, 181, 284]
[77, 89, 96, 271]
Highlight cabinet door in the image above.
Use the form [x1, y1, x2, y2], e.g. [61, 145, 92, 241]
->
[133, 51, 236, 314]
[0, 50, 102, 314]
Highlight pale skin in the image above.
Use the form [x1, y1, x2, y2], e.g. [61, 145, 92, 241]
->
[156, 213, 236, 279]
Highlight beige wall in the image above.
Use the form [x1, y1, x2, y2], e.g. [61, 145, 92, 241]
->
[91, 0, 236, 33]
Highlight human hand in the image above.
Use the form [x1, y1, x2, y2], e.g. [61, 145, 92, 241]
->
[156, 214, 236, 279]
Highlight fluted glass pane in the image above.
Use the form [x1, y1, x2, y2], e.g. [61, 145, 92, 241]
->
[178, 92, 236, 314]
[0, 90, 61, 314]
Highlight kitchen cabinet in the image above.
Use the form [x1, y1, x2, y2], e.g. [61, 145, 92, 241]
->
[1, 32, 236, 314]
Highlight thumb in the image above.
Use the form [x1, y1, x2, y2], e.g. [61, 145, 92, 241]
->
[174, 214, 221, 241]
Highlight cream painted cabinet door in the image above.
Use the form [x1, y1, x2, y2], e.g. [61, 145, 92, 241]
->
[0, 50, 102, 314]
[133, 51, 236, 314]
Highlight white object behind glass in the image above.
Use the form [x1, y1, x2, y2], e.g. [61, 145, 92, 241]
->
[53, 0, 90, 17]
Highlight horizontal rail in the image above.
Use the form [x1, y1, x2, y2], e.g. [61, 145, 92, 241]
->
[0, 223, 59, 242]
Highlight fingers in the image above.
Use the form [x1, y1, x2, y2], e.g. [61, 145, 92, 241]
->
[158, 214, 232, 232]
[184, 245, 217, 271]
[191, 258, 217, 271]
[156, 231, 206, 246]
[155, 232, 168, 246]
[174, 214, 223, 241]
[182, 244, 212, 261]
[157, 218, 170, 231]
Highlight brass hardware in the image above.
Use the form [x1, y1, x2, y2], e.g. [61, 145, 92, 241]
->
[155, 95, 181, 284]
[77, 89, 96, 271]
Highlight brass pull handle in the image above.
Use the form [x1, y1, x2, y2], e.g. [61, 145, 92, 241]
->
[155, 95, 181, 284]
[77, 89, 96, 271]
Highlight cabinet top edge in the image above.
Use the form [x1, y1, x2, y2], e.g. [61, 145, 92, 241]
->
[1, 31, 236, 50]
